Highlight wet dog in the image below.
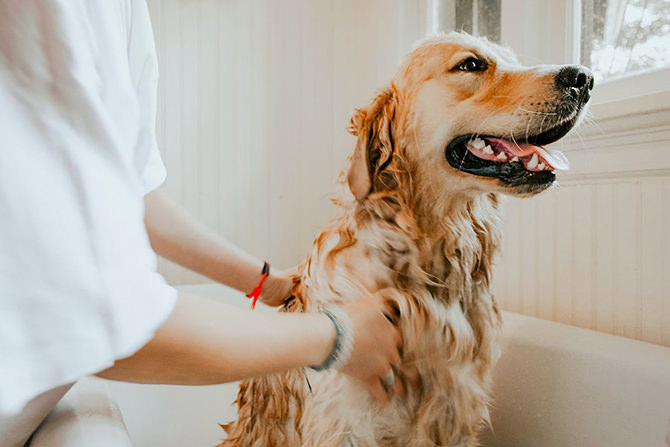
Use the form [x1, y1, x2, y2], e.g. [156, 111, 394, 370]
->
[220, 32, 592, 447]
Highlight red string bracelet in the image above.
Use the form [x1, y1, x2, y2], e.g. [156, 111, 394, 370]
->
[246, 262, 270, 310]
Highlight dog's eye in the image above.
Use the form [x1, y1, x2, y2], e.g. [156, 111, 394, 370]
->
[454, 57, 487, 72]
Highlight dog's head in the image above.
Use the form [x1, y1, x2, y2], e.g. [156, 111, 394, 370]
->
[347, 33, 593, 204]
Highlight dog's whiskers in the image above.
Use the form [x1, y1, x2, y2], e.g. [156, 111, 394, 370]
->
[509, 130, 521, 151]
[582, 111, 605, 136]
[572, 126, 588, 151]
[524, 114, 534, 142]
[457, 150, 468, 172]
[538, 114, 548, 139]
[466, 108, 502, 148]
[516, 106, 558, 116]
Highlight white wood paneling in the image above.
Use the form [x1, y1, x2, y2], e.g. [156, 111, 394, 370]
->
[146, 0, 429, 284]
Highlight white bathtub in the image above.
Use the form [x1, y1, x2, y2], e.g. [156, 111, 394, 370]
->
[32, 283, 670, 447]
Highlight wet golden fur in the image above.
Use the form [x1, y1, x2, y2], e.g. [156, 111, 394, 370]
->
[219, 33, 583, 446]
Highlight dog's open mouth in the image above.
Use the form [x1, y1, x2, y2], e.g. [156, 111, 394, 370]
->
[463, 136, 569, 171]
[445, 122, 573, 188]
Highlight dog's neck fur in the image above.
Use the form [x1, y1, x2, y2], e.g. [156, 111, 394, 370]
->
[351, 184, 503, 308]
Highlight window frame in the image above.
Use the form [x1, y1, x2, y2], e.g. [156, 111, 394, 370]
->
[570, 0, 670, 107]
[499, 0, 670, 126]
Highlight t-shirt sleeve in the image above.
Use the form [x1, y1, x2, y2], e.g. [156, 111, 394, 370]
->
[127, 0, 166, 195]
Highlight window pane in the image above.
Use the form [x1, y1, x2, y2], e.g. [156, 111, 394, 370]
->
[432, 0, 501, 42]
[581, 0, 670, 81]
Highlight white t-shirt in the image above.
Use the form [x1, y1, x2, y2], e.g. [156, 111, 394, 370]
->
[0, 0, 177, 414]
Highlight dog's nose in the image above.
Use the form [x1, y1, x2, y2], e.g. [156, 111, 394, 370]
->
[555, 65, 594, 102]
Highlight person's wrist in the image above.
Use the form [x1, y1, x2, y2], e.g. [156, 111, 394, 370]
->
[261, 271, 278, 294]
[307, 313, 337, 367]
[259, 267, 295, 307]
[245, 261, 269, 309]
[309, 306, 355, 371]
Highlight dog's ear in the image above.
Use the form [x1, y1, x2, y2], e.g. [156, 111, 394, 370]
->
[347, 87, 396, 202]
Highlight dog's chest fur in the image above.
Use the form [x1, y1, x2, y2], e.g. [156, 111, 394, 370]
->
[296, 193, 503, 446]
[221, 192, 503, 447]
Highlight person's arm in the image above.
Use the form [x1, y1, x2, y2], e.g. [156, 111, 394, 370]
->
[97, 293, 403, 404]
[144, 190, 290, 306]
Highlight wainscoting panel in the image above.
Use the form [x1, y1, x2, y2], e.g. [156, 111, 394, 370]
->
[146, 0, 429, 284]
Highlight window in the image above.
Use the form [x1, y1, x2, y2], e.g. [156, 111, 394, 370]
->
[581, 0, 670, 82]
[430, 0, 502, 42]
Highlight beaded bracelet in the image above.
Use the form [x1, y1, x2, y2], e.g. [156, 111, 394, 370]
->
[309, 305, 354, 371]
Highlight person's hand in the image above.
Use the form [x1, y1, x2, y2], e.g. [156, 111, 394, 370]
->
[338, 296, 415, 405]
[260, 266, 298, 307]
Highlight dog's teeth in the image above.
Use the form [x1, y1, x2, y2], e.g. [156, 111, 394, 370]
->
[483, 145, 494, 154]
[511, 156, 519, 162]
[538, 162, 546, 170]
[528, 153, 539, 169]
[496, 152, 507, 161]
[471, 138, 485, 149]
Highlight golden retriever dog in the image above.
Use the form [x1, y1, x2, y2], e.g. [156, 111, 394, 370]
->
[219, 32, 593, 447]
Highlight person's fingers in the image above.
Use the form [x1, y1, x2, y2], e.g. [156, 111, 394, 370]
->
[394, 329, 402, 347]
[391, 367, 405, 398]
[389, 344, 402, 366]
[367, 378, 392, 406]
[260, 271, 294, 306]
[339, 295, 411, 405]
[381, 310, 394, 324]
[399, 364, 421, 390]
[377, 316, 402, 363]
[260, 297, 281, 307]
[260, 296, 282, 307]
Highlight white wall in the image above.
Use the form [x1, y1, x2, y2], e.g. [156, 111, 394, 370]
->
[146, 0, 428, 284]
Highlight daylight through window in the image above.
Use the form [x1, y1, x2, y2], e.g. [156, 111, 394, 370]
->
[581, 0, 670, 81]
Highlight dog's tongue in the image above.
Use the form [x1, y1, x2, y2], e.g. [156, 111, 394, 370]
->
[485, 137, 570, 171]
